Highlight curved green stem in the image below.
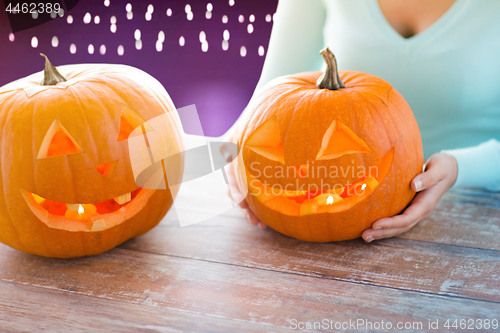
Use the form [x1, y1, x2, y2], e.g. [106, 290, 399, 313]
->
[317, 47, 344, 90]
[40, 53, 67, 86]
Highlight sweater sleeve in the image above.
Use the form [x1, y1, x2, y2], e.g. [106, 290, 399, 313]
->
[254, 0, 327, 91]
[441, 139, 500, 192]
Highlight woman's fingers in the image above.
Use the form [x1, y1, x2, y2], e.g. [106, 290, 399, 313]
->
[412, 162, 441, 192]
[363, 226, 413, 242]
[411, 153, 457, 192]
[371, 186, 440, 231]
[257, 222, 268, 229]
[365, 166, 451, 242]
[223, 138, 268, 229]
[241, 208, 258, 225]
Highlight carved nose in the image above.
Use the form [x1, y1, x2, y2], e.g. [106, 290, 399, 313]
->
[294, 164, 309, 178]
[94, 160, 118, 179]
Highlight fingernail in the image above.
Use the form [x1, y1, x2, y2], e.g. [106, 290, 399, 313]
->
[242, 209, 250, 220]
[414, 180, 422, 191]
[365, 236, 374, 243]
[373, 225, 382, 230]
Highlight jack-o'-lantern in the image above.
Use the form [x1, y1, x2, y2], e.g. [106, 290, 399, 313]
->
[0, 55, 183, 257]
[235, 48, 423, 242]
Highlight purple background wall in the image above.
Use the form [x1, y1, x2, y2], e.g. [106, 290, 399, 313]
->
[0, 0, 278, 136]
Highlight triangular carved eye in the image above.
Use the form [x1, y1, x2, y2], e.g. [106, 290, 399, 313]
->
[37, 120, 83, 159]
[118, 104, 154, 142]
[245, 117, 284, 164]
[316, 120, 371, 160]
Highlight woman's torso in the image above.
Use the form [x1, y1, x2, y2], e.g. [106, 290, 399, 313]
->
[322, 0, 500, 157]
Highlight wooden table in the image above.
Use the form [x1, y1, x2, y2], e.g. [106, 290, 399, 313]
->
[1, 187, 499, 332]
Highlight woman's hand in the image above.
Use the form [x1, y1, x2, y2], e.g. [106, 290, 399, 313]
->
[361, 153, 458, 242]
[226, 155, 268, 229]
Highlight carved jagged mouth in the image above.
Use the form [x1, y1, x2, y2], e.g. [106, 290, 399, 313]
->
[21, 187, 156, 232]
[246, 148, 394, 216]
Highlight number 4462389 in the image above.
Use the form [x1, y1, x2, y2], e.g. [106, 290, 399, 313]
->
[444, 319, 498, 330]
[5, 3, 61, 14]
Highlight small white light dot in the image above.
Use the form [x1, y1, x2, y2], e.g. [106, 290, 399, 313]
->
[50, 11, 57, 19]
[83, 12, 91, 24]
[229, 0, 235, 6]
[158, 31, 165, 43]
[135, 39, 142, 50]
[88, 44, 94, 54]
[361, 184, 367, 191]
[156, 40, 163, 52]
[247, 23, 254, 34]
[201, 41, 208, 52]
[205, 11, 212, 19]
[134, 29, 141, 40]
[222, 40, 228, 51]
[67, 15, 73, 24]
[147, 4, 154, 13]
[265, 14, 271, 22]
[125, 3, 132, 12]
[185, 4, 192, 13]
[94, 15, 100, 24]
[240, 46, 247, 57]
[104, 0, 110, 7]
[199, 31, 206, 43]
[207, 3, 213, 11]
[110, 24, 117, 33]
[100, 44, 106, 54]
[110, 16, 117, 24]
[58, 8, 65, 17]
[249, 14, 255, 22]
[70, 43, 77, 54]
[258, 45, 265, 56]
[145, 12, 152, 21]
[8, 33, 15, 42]
[166, 8, 172, 16]
[222, 15, 228, 23]
[238, 15, 244, 23]
[223, 29, 230, 41]
[32, 11, 38, 19]
[127, 11, 133, 20]
[179, 36, 185, 46]
[51, 36, 59, 47]
[187, 11, 193, 20]
[117, 45, 124, 56]
[31, 36, 38, 48]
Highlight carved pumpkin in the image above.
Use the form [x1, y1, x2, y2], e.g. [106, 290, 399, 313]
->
[235, 48, 423, 242]
[0, 55, 183, 257]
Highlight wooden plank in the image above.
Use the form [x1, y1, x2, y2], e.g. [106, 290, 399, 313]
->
[120, 209, 500, 303]
[0, 280, 287, 333]
[166, 185, 500, 250]
[399, 199, 500, 251]
[445, 188, 500, 209]
[0, 244, 499, 332]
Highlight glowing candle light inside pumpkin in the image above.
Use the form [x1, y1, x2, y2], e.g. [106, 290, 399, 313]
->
[78, 205, 84, 215]
[326, 196, 334, 205]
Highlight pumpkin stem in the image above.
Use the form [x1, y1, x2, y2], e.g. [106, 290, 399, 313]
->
[317, 47, 344, 90]
[40, 53, 67, 86]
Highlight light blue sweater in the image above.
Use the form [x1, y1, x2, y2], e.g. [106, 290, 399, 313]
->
[250, 0, 500, 191]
